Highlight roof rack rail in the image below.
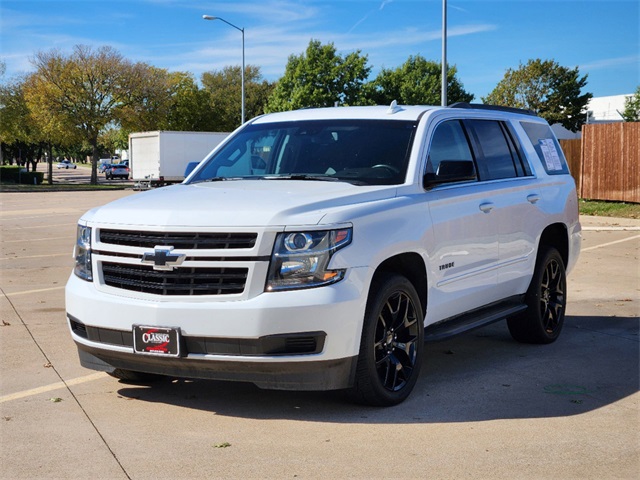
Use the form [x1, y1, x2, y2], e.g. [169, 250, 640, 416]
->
[448, 102, 537, 116]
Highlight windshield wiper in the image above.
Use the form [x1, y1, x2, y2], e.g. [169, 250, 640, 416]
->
[191, 177, 241, 184]
[263, 174, 342, 182]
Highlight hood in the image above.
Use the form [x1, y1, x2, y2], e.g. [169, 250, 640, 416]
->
[81, 180, 398, 228]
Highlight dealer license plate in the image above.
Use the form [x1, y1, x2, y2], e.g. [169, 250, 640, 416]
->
[133, 325, 181, 357]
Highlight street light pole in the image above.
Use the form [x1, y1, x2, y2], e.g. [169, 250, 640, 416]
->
[202, 15, 245, 125]
[441, 0, 447, 107]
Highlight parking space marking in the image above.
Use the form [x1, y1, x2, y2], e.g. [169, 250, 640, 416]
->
[6, 223, 76, 230]
[0, 253, 69, 261]
[582, 226, 640, 231]
[3, 214, 81, 222]
[581, 234, 640, 253]
[3, 286, 65, 297]
[0, 208, 79, 217]
[3, 236, 70, 243]
[0, 372, 106, 404]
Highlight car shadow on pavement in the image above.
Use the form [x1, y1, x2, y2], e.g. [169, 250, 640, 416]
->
[115, 314, 639, 423]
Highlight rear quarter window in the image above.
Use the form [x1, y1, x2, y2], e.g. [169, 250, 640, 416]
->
[520, 122, 570, 175]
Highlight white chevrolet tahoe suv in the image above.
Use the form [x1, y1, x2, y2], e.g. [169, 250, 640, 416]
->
[66, 103, 581, 406]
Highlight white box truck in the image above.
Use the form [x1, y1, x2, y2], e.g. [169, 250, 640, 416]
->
[129, 131, 228, 188]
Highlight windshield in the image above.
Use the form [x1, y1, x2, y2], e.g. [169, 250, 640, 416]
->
[188, 119, 417, 186]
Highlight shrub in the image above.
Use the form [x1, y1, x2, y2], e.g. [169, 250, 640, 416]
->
[0, 165, 46, 184]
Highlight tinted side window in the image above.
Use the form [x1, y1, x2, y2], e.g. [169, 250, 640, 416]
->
[466, 120, 518, 180]
[502, 122, 533, 176]
[520, 121, 570, 175]
[427, 120, 475, 175]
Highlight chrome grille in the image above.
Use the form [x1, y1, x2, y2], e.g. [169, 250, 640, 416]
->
[102, 262, 248, 296]
[99, 229, 257, 249]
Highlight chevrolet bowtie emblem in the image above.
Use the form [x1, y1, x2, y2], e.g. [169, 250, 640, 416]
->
[141, 246, 186, 271]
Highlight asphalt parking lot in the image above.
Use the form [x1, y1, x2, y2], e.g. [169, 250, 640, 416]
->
[1, 189, 638, 479]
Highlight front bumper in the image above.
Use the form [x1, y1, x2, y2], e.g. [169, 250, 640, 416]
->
[76, 344, 357, 390]
[66, 266, 369, 390]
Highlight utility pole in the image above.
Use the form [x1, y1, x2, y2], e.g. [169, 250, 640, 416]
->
[441, 0, 447, 107]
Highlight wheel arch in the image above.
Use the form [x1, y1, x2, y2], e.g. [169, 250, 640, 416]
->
[538, 223, 569, 267]
[371, 252, 427, 317]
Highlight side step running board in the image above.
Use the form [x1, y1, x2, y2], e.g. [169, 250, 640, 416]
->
[424, 300, 527, 342]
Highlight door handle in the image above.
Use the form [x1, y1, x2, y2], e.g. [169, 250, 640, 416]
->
[479, 202, 494, 213]
[527, 194, 541, 204]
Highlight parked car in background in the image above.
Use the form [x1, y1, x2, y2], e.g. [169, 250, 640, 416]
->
[57, 159, 77, 169]
[105, 164, 129, 180]
[99, 163, 111, 173]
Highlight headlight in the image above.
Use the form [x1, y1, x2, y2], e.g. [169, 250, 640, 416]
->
[266, 228, 352, 291]
[73, 225, 92, 281]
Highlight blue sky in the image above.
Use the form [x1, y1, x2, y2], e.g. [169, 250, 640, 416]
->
[1, 0, 638, 100]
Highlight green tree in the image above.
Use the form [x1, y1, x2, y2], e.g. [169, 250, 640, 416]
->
[24, 45, 181, 184]
[24, 45, 136, 183]
[202, 65, 274, 131]
[163, 72, 219, 131]
[117, 64, 176, 134]
[368, 55, 474, 106]
[483, 59, 592, 132]
[266, 39, 372, 112]
[0, 76, 45, 170]
[621, 86, 640, 122]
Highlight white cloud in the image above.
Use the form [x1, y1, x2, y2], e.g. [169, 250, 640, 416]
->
[579, 55, 640, 71]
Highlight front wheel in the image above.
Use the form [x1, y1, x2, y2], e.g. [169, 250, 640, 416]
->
[508, 246, 567, 344]
[349, 274, 424, 406]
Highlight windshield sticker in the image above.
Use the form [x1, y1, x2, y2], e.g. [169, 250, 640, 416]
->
[539, 139, 563, 171]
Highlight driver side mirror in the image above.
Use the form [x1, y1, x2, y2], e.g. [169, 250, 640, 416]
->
[423, 160, 476, 189]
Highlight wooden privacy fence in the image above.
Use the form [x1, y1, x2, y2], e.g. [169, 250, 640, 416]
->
[559, 123, 640, 203]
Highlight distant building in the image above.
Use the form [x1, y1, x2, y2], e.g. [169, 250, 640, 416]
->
[552, 93, 633, 140]
[586, 94, 631, 124]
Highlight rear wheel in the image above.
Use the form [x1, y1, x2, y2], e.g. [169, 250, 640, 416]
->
[508, 246, 567, 344]
[349, 274, 424, 406]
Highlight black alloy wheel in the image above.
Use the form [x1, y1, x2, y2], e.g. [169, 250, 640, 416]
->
[539, 255, 565, 334]
[508, 246, 567, 344]
[350, 274, 424, 406]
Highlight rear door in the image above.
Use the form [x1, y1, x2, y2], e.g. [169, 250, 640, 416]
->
[464, 118, 541, 297]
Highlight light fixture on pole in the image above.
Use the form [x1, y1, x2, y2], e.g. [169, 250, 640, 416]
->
[202, 14, 245, 124]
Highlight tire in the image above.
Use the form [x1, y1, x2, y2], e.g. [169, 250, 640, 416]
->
[507, 246, 567, 344]
[349, 273, 424, 406]
[107, 368, 164, 383]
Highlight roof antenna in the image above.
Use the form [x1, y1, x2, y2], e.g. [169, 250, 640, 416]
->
[387, 100, 403, 114]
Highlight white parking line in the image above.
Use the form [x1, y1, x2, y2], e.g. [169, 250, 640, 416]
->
[0, 208, 80, 217]
[3, 236, 70, 243]
[0, 253, 69, 261]
[7, 223, 76, 230]
[0, 372, 107, 404]
[582, 226, 640, 231]
[581, 234, 640, 252]
[3, 286, 66, 297]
